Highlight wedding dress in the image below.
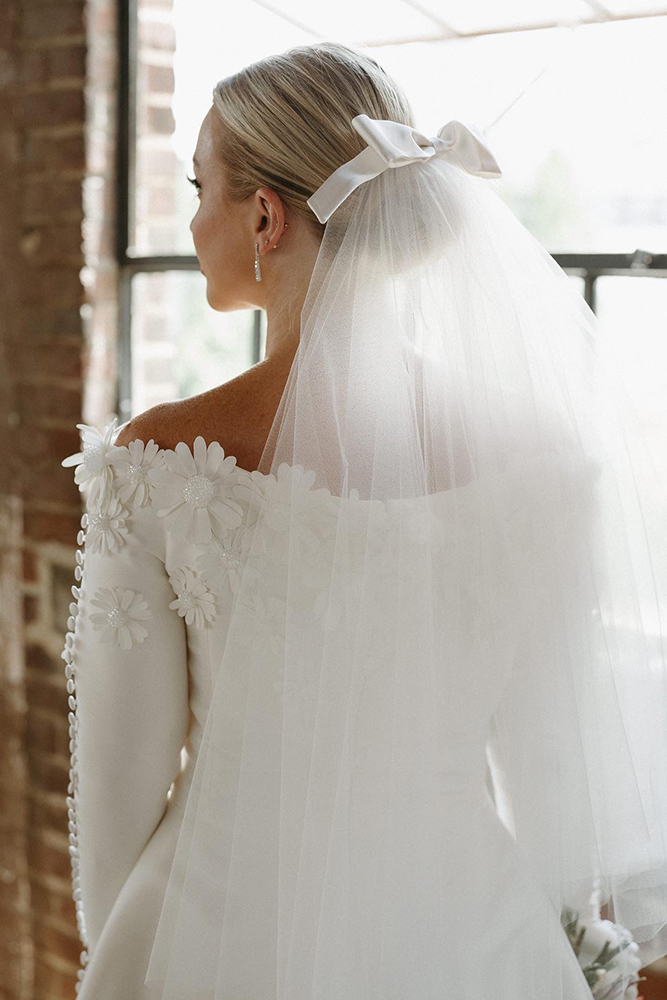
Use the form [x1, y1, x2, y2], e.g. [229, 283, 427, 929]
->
[60, 114, 667, 1000]
[61, 417, 598, 1000]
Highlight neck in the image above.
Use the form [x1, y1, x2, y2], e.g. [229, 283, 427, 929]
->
[260, 226, 322, 362]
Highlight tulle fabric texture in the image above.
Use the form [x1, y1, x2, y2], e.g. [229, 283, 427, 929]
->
[142, 151, 667, 998]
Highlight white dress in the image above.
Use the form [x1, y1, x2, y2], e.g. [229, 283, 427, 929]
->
[62, 419, 595, 1000]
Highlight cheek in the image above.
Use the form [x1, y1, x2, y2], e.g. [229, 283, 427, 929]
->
[192, 202, 248, 293]
[192, 201, 228, 260]
[190, 202, 210, 248]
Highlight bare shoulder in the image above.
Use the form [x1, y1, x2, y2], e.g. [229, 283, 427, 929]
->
[113, 356, 292, 471]
[113, 401, 178, 450]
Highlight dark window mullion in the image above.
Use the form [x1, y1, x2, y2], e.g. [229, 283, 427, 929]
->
[584, 272, 596, 314]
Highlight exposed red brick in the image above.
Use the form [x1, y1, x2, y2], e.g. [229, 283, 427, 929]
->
[49, 43, 86, 80]
[138, 18, 175, 49]
[20, 45, 85, 86]
[0, 697, 25, 744]
[23, 592, 39, 624]
[20, 268, 84, 310]
[0, 5, 18, 49]
[24, 675, 67, 718]
[28, 837, 71, 885]
[26, 711, 68, 756]
[23, 507, 81, 545]
[25, 644, 57, 676]
[21, 459, 81, 507]
[17, 382, 83, 423]
[27, 750, 70, 796]
[29, 878, 75, 927]
[20, 222, 84, 266]
[0, 782, 27, 827]
[21, 5, 85, 42]
[22, 547, 38, 583]
[20, 87, 86, 129]
[33, 920, 83, 968]
[17, 339, 83, 380]
[0, 944, 26, 995]
[146, 104, 175, 135]
[14, 424, 81, 467]
[33, 956, 79, 996]
[146, 63, 174, 92]
[23, 175, 83, 220]
[24, 131, 86, 172]
[19, 305, 83, 339]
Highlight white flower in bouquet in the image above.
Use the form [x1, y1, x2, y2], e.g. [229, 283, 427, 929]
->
[560, 905, 645, 1000]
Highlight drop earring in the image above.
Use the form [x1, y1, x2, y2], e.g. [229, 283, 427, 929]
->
[254, 223, 289, 282]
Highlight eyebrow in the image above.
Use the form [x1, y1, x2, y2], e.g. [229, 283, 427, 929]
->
[193, 156, 200, 167]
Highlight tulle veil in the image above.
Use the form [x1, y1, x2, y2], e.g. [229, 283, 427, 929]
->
[140, 114, 667, 998]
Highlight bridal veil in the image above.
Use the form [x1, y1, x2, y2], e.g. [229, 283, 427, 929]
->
[142, 104, 667, 998]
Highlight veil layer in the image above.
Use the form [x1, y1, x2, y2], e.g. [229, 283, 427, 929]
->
[142, 116, 667, 998]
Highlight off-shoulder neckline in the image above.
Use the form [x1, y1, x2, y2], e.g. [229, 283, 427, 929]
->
[112, 430, 264, 481]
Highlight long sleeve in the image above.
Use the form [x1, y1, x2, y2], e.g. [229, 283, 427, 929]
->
[61, 421, 190, 959]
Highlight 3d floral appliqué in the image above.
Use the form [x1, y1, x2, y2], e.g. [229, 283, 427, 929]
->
[234, 463, 336, 556]
[85, 495, 130, 555]
[109, 437, 163, 507]
[239, 593, 286, 659]
[61, 417, 121, 510]
[168, 566, 217, 629]
[196, 529, 262, 597]
[89, 586, 152, 650]
[149, 436, 244, 545]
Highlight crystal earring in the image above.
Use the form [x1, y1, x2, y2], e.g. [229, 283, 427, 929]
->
[254, 223, 289, 281]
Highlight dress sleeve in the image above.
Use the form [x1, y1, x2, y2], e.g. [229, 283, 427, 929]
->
[61, 420, 189, 959]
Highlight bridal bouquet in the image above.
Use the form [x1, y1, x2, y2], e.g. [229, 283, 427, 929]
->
[560, 905, 646, 1000]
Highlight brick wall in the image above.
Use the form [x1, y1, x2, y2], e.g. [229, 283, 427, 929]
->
[0, 0, 116, 994]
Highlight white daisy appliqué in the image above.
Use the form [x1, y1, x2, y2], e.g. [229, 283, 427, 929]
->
[89, 586, 152, 650]
[61, 417, 120, 510]
[109, 438, 163, 507]
[234, 463, 336, 556]
[168, 566, 217, 629]
[196, 529, 261, 597]
[148, 436, 243, 545]
[240, 593, 286, 659]
[85, 495, 129, 555]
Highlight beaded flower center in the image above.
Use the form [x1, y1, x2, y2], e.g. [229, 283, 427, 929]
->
[221, 550, 241, 569]
[127, 463, 147, 485]
[183, 474, 214, 508]
[106, 608, 129, 628]
[178, 592, 195, 608]
[89, 512, 111, 533]
[83, 443, 104, 461]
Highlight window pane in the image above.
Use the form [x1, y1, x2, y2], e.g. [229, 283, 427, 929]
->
[130, 271, 265, 414]
[568, 274, 585, 296]
[595, 275, 667, 480]
[132, 5, 667, 258]
[377, 18, 667, 254]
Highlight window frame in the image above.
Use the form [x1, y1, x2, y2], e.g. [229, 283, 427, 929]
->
[116, 0, 667, 423]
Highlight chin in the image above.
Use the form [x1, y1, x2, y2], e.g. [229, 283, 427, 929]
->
[204, 283, 223, 310]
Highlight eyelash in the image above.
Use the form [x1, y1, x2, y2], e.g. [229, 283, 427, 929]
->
[187, 174, 201, 193]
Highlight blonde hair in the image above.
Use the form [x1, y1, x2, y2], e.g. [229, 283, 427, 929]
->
[210, 41, 415, 238]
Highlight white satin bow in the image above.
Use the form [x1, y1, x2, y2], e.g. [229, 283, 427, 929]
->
[307, 114, 502, 224]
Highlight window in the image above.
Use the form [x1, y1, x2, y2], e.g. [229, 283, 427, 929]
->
[117, 0, 667, 424]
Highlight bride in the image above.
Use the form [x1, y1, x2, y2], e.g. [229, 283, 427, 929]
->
[61, 40, 666, 999]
